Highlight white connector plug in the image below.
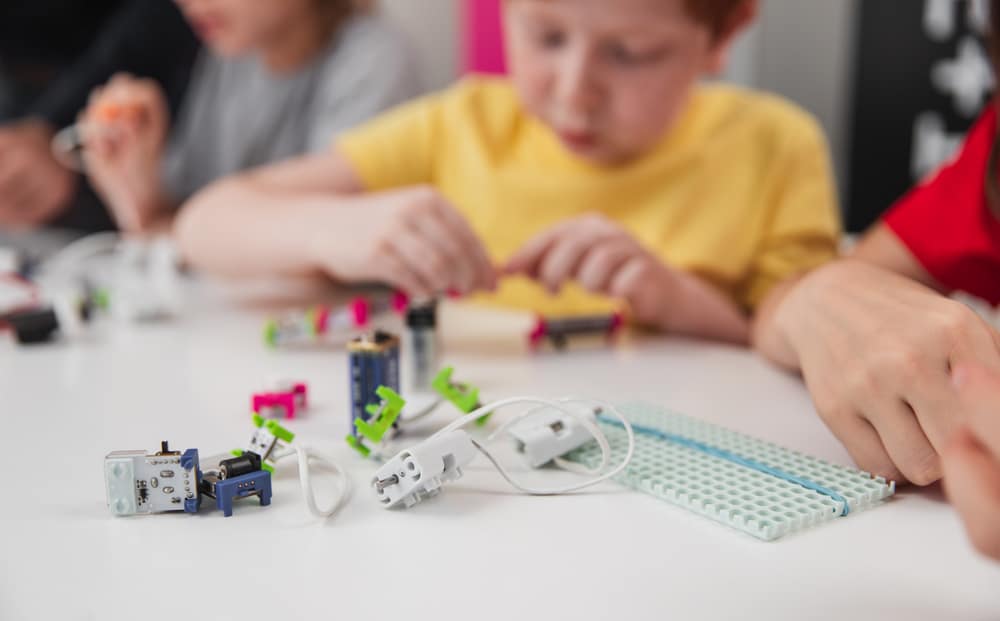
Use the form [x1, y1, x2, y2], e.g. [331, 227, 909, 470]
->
[373, 430, 478, 509]
[112, 237, 180, 322]
[507, 407, 597, 468]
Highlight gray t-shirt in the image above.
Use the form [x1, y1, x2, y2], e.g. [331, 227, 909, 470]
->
[163, 14, 420, 202]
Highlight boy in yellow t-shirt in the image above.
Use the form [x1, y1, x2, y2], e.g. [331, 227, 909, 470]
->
[175, 0, 840, 344]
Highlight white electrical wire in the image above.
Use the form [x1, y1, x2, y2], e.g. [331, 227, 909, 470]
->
[271, 445, 351, 519]
[429, 396, 635, 496]
[485, 398, 611, 475]
[400, 397, 444, 423]
[38, 231, 121, 277]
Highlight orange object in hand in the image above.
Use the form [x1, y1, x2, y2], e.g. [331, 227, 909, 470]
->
[94, 102, 143, 124]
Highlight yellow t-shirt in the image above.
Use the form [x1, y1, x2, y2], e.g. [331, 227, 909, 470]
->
[337, 77, 840, 316]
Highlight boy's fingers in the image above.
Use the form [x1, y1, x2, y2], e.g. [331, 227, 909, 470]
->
[607, 256, 650, 301]
[412, 216, 474, 293]
[942, 428, 1000, 559]
[504, 225, 565, 277]
[538, 233, 606, 293]
[952, 364, 1000, 461]
[905, 375, 964, 458]
[818, 402, 905, 482]
[430, 198, 495, 289]
[392, 231, 453, 295]
[866, 399, 942, 485]
[380, 246, 434, 300]
[577, 241, 635, 293]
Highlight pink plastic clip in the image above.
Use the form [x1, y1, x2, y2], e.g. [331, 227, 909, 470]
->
[391, 291, 409, 315]
[350, 297, 371, 328]
[527, 312, 624, 350]
[253, 393, 296, 420]
[253, 381, 308, 419]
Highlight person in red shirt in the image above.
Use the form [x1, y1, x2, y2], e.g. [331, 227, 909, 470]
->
[752, 5, 1000, 561]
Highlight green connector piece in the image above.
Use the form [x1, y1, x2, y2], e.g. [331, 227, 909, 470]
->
[304, 308, 319, 338]
[93, 288, 111, 311]
[261, 462, 275, 474]
[432, 367, 490, 425]
[252, 413, 265, 428]
[354, 386, 405, 443]
[230, 449, 244, 458]
[263, 320, 279, 348]
[345, 434, 372, 457]
[265, 419, 295, 443]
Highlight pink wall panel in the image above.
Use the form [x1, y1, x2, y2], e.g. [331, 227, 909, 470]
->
[462, 0, 508, 75]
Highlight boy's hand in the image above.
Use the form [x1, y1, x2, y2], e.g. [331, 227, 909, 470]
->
[503, 214, 680, 328]
[0, 119, 77, 229]
[313, 186, 497, 298]
[944, 364, 1000, 561]
[769, 260, 1000, 485]
[81, 73, 171, 232]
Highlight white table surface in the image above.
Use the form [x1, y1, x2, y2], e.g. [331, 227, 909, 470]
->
[2, 279, 998, 621]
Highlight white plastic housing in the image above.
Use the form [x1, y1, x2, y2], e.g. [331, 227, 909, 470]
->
[248, 428, 279, 461]
[112, 237, 180, 322]
[104, 449, 198, 515]
[373, 430, 477, 509]
[507, 408, 596, 468]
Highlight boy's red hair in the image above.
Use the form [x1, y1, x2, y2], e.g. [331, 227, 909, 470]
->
[683, 0, 752, 38]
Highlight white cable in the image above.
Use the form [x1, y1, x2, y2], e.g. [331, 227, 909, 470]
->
[400, 397, 444, 423]
[429, 396, 635, 496]
[39, 231, 121, 277]
[271, 445, 351, 519]
[485, 399, 611, 475]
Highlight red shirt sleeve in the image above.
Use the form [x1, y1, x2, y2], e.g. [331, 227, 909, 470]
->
[884, 105, 1000, 306]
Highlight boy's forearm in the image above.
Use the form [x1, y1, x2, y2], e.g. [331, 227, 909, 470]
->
[660, 271, 750, 345]
[175, 177, 345, 278]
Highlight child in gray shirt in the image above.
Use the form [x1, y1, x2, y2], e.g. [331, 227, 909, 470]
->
[79, 1, 420, 232]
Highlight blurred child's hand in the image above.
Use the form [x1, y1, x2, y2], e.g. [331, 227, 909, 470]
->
[82, 73, 171, 233]
[312, 186, 497, 298]
[944, 364, 1000, 560]
[767, 260, 1000, 485]
[504, 214, 681, 328]
[0, 119, 76, 229]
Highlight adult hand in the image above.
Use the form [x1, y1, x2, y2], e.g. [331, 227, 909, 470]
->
[765, 260, 1000, 485]
[0, 119, 77, 229]
[943, 363, 1000, 560]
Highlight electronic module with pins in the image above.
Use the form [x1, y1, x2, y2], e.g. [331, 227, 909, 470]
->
[104, 441, 202, 516]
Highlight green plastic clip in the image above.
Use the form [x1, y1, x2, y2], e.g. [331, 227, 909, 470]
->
[93, 288, 111, 312]
[345, 435, 371, 458]
[432, 367, 490, 426]
[304, 307, 319, 338]
[263, 320, 279, 348]
[251, 413, 295, 443]
[346, 386, 406, 457]
[356, 386, 405, 443]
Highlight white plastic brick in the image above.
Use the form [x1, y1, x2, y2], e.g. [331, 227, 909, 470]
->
[564, 403, 895, 541]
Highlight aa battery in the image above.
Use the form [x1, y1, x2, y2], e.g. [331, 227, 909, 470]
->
[403, 301, 440, 393]
[347, 330, 400, 437]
